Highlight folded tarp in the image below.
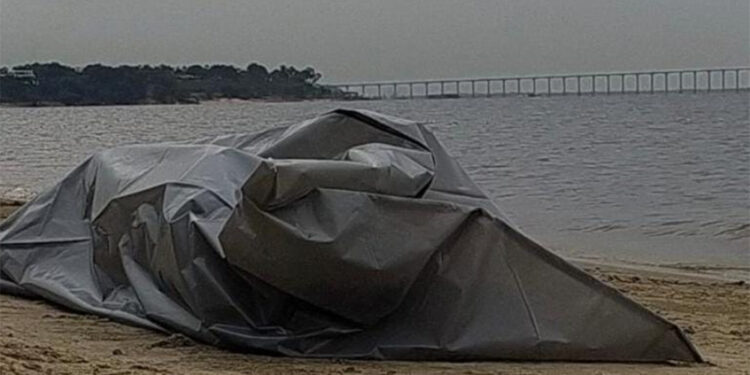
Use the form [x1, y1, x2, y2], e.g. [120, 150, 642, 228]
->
[0, 109, 702, 362]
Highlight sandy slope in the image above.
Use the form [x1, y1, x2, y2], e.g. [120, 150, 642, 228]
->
[1, 202, 748, 375]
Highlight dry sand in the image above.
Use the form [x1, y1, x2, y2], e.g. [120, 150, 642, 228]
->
[1, 201, 748, 375]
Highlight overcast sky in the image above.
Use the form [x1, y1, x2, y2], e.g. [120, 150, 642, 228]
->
[1, 0, 748, 82]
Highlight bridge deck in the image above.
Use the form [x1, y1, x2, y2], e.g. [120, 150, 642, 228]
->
[325, 67, 750, 99]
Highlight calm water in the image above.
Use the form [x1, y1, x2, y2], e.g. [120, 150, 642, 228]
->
[1, 92, 748, 273]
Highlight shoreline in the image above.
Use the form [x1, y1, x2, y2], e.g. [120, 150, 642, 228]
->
[2, 200, 749, 374]
[0, 96, 339, 108]
[2, 89, 747, 109]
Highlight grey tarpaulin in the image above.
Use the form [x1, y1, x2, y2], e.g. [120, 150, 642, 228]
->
[0, 109, 702, 362]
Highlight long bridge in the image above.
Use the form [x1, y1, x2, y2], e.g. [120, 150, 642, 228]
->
[325, 67, 750, 100]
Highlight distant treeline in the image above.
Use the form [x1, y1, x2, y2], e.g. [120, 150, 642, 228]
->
[0, 62, 344, 106]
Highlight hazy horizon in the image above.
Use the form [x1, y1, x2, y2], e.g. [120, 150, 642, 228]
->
[1, 0, 748, 82]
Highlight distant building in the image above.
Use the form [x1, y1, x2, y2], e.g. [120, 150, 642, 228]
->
[176, 74, 198, 80]
[0, 69, 38, 85]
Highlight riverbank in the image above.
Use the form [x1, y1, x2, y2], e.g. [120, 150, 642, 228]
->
[0, 97, 315, 108]
[1, 201, 748, 374]
[0, 99, 198, 107]
[0, 97, 343, 108]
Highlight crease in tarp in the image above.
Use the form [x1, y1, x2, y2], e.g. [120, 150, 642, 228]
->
[505, 256, 542, 343]
[0, 108, 703, 363]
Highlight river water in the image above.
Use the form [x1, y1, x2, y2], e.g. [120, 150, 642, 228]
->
[1, 92, 748, 277]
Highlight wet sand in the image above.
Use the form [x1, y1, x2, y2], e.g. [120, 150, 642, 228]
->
[0, 199, 21, 221]
[1, 201, 748, 374]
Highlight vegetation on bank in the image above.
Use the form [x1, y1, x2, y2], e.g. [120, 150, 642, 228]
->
[0, 62, 345, 106]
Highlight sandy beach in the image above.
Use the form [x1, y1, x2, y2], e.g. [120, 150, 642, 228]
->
[1, 201, 748, 375]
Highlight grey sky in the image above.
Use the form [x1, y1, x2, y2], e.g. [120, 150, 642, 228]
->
[1, 0, 748, 83]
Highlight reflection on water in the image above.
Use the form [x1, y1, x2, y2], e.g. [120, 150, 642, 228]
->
[1, 92, 748, 270]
